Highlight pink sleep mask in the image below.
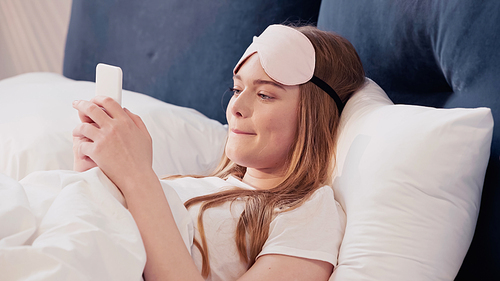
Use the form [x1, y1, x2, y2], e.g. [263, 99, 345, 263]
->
[233, 24, 344, 114]
[233, 24, 315, 86]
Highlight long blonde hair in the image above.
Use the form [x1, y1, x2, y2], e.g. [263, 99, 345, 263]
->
[180, 26, 365, 278]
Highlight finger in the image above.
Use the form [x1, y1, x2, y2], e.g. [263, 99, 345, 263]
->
[78, 141, 95, 162]
[73, 135, 93, 149]
[76, 108, 95, 124]
[73, 100, 110, 126]
[72, 134, 94, 162]
[91, 96, 126, 120]
[124, 108, 150, 135]
[72, 99, 94, 124]
[74, 156, 98, 172]
[72, 122, 100, 141]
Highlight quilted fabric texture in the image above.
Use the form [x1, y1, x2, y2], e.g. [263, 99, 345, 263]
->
[318, 0, 500, 280]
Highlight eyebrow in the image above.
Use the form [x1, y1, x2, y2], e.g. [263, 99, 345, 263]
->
[233, 75, 286, 91]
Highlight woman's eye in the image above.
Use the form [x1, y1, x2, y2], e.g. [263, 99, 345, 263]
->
[258, 93, 272, 100]
[229, 87, 241, 95]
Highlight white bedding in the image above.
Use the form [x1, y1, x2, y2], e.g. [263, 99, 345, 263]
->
[0, 168, 192, 281]
[0, 73, 494, 280]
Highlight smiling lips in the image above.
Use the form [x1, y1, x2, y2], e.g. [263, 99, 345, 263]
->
[231, 128, 256, 135]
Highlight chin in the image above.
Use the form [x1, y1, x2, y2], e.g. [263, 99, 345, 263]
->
[225, 151, 253, 169]
[226, 154, 248, 168]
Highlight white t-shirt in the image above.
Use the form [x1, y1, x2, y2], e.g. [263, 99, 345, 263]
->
[160, 176, 346, 281]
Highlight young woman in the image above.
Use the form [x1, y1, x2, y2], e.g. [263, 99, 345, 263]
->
[72, 24, 365, 280]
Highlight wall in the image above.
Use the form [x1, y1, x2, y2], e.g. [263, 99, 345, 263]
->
[0, 0, 72, 80]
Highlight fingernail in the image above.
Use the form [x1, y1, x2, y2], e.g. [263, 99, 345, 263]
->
[72, 100, 79, 106]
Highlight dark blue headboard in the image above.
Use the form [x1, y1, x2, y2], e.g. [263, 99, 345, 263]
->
[318, 0, 500, 280]
[63, 0, 321, 124]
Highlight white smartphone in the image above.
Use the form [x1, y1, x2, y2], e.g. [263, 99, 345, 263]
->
[95, 63, 123, 105]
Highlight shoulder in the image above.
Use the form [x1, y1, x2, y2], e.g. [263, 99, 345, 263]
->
[277, 185, 341, 223]
[309, 185, 336, 202]
[259, 185, 346, 266]
[281, 185, 338, 217]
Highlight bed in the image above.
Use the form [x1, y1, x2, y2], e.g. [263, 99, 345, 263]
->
[0, 0, 498, 280]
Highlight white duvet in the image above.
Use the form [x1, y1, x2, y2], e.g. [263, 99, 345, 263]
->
[0, 168, 192, 281]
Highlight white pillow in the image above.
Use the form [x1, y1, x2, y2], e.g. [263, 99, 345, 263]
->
[331, 79, 493, 280]
[0, 73, 228, 180]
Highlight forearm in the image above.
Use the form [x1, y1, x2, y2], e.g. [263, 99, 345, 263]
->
[123, 172, 204, 281]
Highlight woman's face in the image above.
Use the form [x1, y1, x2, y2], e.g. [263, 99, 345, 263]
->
[226, 53, 300, 175]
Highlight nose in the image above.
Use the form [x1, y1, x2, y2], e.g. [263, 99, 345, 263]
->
[228, 90, 252, 119]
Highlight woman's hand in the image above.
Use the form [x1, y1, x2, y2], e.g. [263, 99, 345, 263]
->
[73, 130, 98, 172]
[72, 99, 99, 172]
[72, 96, 154, 193]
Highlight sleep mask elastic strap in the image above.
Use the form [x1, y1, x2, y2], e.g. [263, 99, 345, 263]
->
[310, 75, 344, 114]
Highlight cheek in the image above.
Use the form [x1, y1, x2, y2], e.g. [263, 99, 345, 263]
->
[263, 112, 298, 148]
[274, 124, 296, 149]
